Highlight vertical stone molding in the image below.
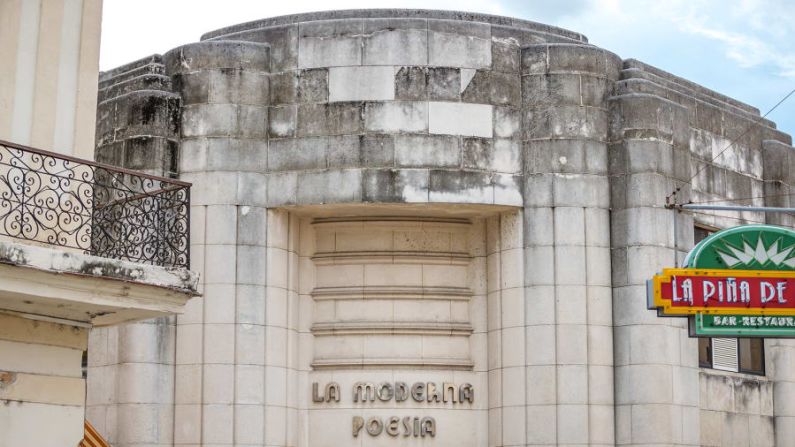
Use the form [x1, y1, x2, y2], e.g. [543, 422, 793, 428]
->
[162, 40, 272, 445]
[762, 139, 795, 445]
[89, 54, 183, 447]
[521, 43, 620, 445]
[608, 88, 697, 445]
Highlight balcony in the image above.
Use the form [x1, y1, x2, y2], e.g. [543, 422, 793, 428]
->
[0, 138, 190, 268]
[0, 139, 197, 326]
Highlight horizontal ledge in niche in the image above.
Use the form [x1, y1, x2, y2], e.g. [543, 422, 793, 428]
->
[312, 251, 472, 265]
[311, 358, 474, 371]
[311, 321, 474, 336]
[311, 286, 473, 301]
[311, 216, 472, 226]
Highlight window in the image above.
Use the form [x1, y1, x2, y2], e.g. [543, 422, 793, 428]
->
[694, 225, 765, 375]
[699, 337, 764, 375]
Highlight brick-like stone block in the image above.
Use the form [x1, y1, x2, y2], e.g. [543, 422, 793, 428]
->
[395, 134, 460, 168]
[462, 70, 520, 107]
[297, 102, 364, 136]
[363, 19, 428, 65]
[428, 19, 492, 68]
[268, 137, 328, 171]
[364, 101, 428, 133]
[429, 102, 493, 137]
[328, 66, 395, 102]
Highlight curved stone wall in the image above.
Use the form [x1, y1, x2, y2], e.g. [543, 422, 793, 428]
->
[167, 10, 601, 208]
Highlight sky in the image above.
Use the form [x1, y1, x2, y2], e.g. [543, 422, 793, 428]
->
[100, 0, 795, 135]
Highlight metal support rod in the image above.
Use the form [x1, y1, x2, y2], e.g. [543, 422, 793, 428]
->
[673, 204, 795, 213]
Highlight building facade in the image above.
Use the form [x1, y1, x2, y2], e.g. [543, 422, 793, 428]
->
[0, 2, 198, 445]
[89, 9, 795, 446]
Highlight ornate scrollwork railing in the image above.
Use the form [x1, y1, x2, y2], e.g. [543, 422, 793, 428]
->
[0, 139, 190, 268]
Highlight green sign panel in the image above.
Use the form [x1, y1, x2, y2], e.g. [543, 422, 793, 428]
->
[685, 224, 795, 270]
[684, 224, 795, 338]
[691, 313, 795, 337]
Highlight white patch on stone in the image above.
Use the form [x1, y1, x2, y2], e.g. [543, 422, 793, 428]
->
[428, 102, 493, 138]
[329, 66, 395, 102]
[401, 184, 428, 203]
[365, 101, 428, 133]
[241, 206, 250, 216]
[460, 69, 476, 93]
[559, 156, 568, 165]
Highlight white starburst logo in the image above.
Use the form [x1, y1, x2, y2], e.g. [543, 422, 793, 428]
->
[716, 237, 795, 268]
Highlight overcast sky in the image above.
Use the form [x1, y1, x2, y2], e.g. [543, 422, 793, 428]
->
[100, 0, 795, 135]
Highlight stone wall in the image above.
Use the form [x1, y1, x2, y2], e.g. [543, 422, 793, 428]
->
[0, 313, 87, 446]
[89, 9, 795, 447]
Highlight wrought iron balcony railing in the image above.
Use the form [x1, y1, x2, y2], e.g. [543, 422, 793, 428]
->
[0, 139, 190, 269]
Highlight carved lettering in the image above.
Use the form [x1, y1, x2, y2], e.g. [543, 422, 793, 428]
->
[395, 381, 408, 401]
[377, 382, 394, 401]
[459, 383, 474, 403]
[427, 382, 442, 403]
[366, 417, 383, 436]
[353, 382, 375, 402]
[443, 382, 457, 403]
[421, 417, 436, 437]
[325, 382, 340, 402]
[312, 382, 324, 403]
[411, 382, 426, 402]
[402, 416, 412, 437]
[386, 417, 400, 436]
[352, 416, 364, 437]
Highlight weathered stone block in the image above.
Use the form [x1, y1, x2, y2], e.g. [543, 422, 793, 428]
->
[326, 135, 362, 168]
[491, 38, 520, 73]
[493, 106, 520, 138]
[296, 169, 362, 203]
[182, 104, 237, 137]
[462, 70, 520, 107]
[207, 69, 269, 106]
[463, 138, 520, 173]
[429, 102, 493, 137]
[164, 40, 270, 74]
[266, 172, 297, 206]
[360, 134, 396, 167]
[328, 66, 395, 102]
[395, 134, 460, 168]
[428, 67, 460, 101]
[174, 71, 210, 105]
[364, 101, 427, 133]
[361, 168, 429, 202]
[268, 105, 296, 138]
[268, 137, 328, 171]
[395, 67, 427, 100]
[297, 68, 328, 103]
[521, 46, 548, 75]
[428, 20, 491, 68]
[269, 72, 297, 105]
[429, 170, 493, 203]
[297, 102, 363, 136]
[525, 139, 607, 175]
[236, 105, 268, 138]
[545, 44, 620, 78]
[522, 73, 581, 108]
[298, 34, 361, 68]
[202, 138, 268, 172]
[363, 20, 428, 65]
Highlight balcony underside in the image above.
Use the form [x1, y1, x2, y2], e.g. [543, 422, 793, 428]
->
[0, 240, 198, 326]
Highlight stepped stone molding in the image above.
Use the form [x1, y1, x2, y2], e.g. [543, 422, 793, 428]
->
[310, 217, 476, 371]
